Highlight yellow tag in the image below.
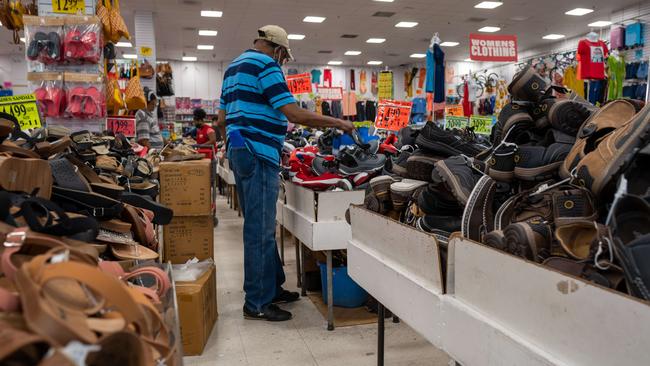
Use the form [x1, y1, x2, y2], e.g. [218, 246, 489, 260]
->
[469, 115, 496, 135]
[0, 94, 43, 131]
[52, 0, 86, 14]
[140, 47, 153, 57]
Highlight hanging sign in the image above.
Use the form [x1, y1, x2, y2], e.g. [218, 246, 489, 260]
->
[106, 116, 136, 137]
[52, 0, 86, 14]
[139, 46, 154, 57]
[0, 94, 42, 131]
[469, 115, 496, 135]
[316, 86, 343, 100]
[374, 100, 413, 131]
[445, 105, 464, 117]
[469, 34, 518, 62]
[445, 116, 469, 130]
[286, 73, 313, 95]
[377, 71, 393, 100]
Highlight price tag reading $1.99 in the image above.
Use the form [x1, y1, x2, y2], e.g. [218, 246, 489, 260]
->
[0, 94, 43, 131]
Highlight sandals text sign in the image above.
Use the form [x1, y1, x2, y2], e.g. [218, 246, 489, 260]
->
[0, 94, 42, 131]
[375, 100, 413, 131]
[286, 73, 313, 95]
[469, 34, 518, 62]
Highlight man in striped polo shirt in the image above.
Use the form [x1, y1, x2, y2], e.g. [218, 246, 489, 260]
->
[218, 25, 354, 322]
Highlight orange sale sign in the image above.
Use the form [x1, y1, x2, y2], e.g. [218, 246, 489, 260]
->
[374, 100, 413, 131]
[286, 73, 313, 95]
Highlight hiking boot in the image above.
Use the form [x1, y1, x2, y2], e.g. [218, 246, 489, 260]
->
[243, 304, 292, 322]
[491, 103, 534, 145]
[508, 66, 548, 102]
[560, 99, 637, 178]
[504, 218, 553, 262]
[364, 192, 382, 213]
[370, 175, 397, 211]
[272, 289, 300, 304]
[555, 221, 609, 260]
[462, 175, 497, 242]
[543, 257, 612, 289]
[575, 104, 650, 196]
[390, 179, 428, 213]
[431, 156, 483, 205]
[416, 122, 484, 157]
[416, 215, 461, 245]
[514, 129, 575, 181]
[338, 145, 387, 175]
[416, 185, 463, 216]
[483, 230, 507, 251]
[389, 151, 411, 178]
[395, 125, 420, 150]
[406, 150, 443, 182]
[546, 99, 596, 136]
[624, 153, 650, 197]
[486, 142, 518, 182]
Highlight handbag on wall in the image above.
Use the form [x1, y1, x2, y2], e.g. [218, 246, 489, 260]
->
[125, 64, 146, 111]
[139, 59, 155, 79]
[108, 0, 129, 43]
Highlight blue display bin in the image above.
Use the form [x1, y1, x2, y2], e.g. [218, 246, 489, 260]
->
[318, 262, 368, 308]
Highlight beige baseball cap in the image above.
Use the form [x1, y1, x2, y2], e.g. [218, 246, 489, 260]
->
[257, 25, 294, 61]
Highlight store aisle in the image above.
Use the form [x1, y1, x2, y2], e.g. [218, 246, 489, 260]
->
[183, 197, 450, 366]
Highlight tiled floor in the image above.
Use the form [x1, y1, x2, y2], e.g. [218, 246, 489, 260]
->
[184, 197, 450, 366]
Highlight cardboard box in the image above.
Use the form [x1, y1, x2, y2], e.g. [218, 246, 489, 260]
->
[176, 265, 218, 356]
[163, 216, 214, 264]
[160, 159, 212, 216]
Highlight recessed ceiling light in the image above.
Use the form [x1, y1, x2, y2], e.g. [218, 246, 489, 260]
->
[182, 56, 198, 61]
[474, 1, 503, 9]
[20, 37, 25, 43]
[198, 30, 218, 36]
[197, 45, 214, 50]
[328, 61, 343, 65]
[395, 21, 418, 28]
[565, 8, 593, 16]
[366, 38, 386, 44]
[116, 42, 133, 47]
[123, 54, 137, 59]
[542, 34, 565, 40]
[303, 16, 326, 23]
[367, 61, 383, 65]
[287, 34, 305, 40]
[440, 41, 459, 47]
[464, 58, 474, 62]
[344, 50, 362, 56]
[478, 26, 501, 32]
[588, 20, 612, 27]
[200, 10, 223, 17]
[373, 0, 394, 2]
[410, 53, 426, 58]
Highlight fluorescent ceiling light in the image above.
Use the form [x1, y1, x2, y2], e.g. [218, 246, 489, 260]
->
[464, 58, 474, 62]
[287, 34, 305, 40]
[328, 61, 343, 65]
[542, 34, 565, 40]
[474, 1, 503, 9]
[366, 38, 386, 44]
[201, 10, 223, 17]
[410, 53, 426, 58]
[303, 16, 326, 23]
[197, 45, 214, 50]
[373, 0, 394, 2]
[123, 54, 137, 59]
[395, 21, 418, 28]
[478, 26, 501, 32]
[344, 50, 362, 56]
[20, 37, 25, 43]
[565, 8, 593, 16]
[588, 20, 612, 27]
[198, 30, 218, 36]
[367, 61, 383, 65]
[440, 41, 459, 47]
[182, 56, 198, 62]
[115, 42, 133, 47]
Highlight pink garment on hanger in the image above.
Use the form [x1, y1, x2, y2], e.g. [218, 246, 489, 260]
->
[323, 69, 333, 87]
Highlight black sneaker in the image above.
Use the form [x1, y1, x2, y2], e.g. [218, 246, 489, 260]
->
[395, 125, 420, 150]
[491, 103, 534, 145]
[389, 151, 411, 178]
[514, 129, 574, 181]
[486, 142, 518, 182]
[338, 145, 387, 175]
[243, 304, 293, 321]
[462, 175, 497, 242]
[431, 156, 483, 205]
[415, 122, 484, 157]
[416, 185, 463, 216]
[272, 289, 300, 304]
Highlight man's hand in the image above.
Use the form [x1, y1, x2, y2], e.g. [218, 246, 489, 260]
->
[337, 119, 355, 134]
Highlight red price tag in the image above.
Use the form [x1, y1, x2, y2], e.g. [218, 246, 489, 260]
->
[374, 100, 413, 131]
[286, 73, 313, 95]
[106, 116, 136, 137]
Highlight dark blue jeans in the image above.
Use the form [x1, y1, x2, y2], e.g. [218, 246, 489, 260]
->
[228, 146, 285, 313]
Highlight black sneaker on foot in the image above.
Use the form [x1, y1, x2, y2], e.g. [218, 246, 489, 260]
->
[272, 289, 300, 304]
[243, 304, 293, 322]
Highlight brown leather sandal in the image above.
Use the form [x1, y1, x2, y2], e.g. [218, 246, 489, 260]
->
[0, 155, 53, 198]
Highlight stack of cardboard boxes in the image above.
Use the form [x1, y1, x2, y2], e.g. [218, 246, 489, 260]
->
[160, 159, 217, 356]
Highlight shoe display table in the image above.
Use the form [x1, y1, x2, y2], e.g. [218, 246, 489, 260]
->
[280, 182, 365, 330]
[347, 205, 650, 366]
[216, 159, 239, 214]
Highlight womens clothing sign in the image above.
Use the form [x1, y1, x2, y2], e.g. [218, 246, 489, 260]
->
[577, 39, 609, 80]
[469, 34, 518, 62]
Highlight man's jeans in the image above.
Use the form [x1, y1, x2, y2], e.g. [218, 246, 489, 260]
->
[228, 146, 285, 312]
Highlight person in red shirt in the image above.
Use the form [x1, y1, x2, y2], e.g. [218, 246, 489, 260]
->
[193, 108, 217, 147]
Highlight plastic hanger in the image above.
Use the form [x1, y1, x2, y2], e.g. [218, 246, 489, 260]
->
[586, 31, 599, 42]
[429, 32, 441, 49]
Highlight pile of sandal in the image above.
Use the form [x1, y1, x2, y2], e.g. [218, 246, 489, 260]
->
[0, 113, 179, 364]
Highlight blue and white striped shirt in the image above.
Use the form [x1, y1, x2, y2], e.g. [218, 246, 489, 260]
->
[220, 49, 295, 165]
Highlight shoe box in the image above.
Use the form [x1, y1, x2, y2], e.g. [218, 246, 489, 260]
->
[175, 264, 218, 356]
[160, 159, 212, 216]
[163, 215, 214, 264]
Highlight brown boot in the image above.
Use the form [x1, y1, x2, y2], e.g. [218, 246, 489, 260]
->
[575, 104, 650, 196]
[555, 221, 610, 260]
[560, 99, 637, 178]
[504, 218, 553, 262]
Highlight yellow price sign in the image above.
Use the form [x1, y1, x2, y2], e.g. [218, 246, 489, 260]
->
[0, 94, 43, 131]
[469, 115, 496, 135]
[52, 0, 86, 14]
[140, 47, 153, 57]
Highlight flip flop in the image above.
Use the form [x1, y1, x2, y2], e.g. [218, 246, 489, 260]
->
[0, 155, 53, 198]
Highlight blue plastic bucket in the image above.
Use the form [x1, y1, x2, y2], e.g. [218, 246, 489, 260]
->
[318, 263, 368, 308]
